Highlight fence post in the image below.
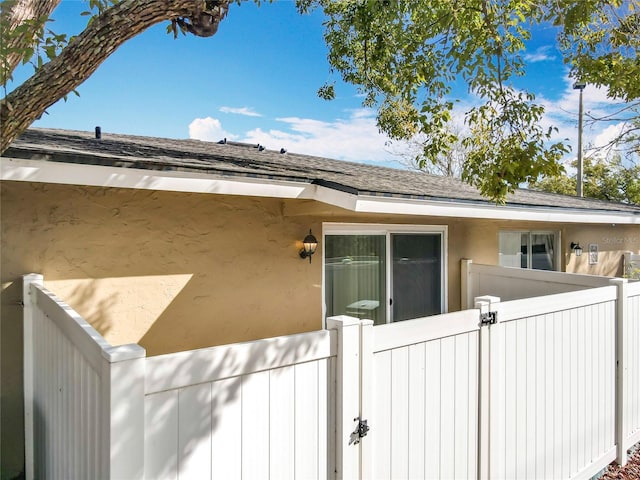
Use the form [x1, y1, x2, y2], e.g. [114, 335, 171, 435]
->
[100, 344, 146, 479]
[611, 278, 628, 466]
[359, 319, 374, 479]
[22, 273, 43, 480]
[461, 259, 473, 310]
[475, 295, 502, 480]
[327, 315, 362, 480]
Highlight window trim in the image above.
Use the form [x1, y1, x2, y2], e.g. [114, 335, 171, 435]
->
[322, 223, 448, 326]
[498, 229, 561, 271]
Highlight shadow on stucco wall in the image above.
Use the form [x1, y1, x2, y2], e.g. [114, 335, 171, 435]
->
[10, 274, 329, 478]
[1, 280, 27, 480]
[138, 265, 322, 356]
[0, 181, 322, 477]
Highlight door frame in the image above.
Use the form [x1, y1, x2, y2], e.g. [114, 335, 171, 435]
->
[322, 223, 448, 326]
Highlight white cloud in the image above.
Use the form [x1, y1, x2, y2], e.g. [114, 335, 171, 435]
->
[186, 110, 404, 165]
[590, 121, 635, 155]
[536, 75, 634, 161]
[188, 117, 236, 142]
[219, 106, 262, 117]
[593, 123, 619, 148]
[241, 109, 401, 164]
[524, 46, 556, 63]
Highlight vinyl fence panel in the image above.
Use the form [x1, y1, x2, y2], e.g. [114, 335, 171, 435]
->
[461, 260, 613, 308]
[23, 275, 145, 480]
[370, 310, 480, 479]
[496, 286, 617, 479]
[31, 302, 103, 479]
[623, 281, 640, 449]
[143, 329, 335, 480]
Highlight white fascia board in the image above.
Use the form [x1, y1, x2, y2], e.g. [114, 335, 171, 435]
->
[3, 157, 638, 224]
[352, 195, 640, 224]
[310, 184, 358, 211]
[1, 157, 312, 199]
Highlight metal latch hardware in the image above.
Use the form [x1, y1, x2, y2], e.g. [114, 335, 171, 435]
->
[350, 417, 370, 445]
[480, 311, 497, 325]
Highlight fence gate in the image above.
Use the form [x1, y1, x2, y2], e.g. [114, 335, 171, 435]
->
[328, 302, 492, 480]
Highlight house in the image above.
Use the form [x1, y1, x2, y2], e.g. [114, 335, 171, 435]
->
[1, 127, 639, 477]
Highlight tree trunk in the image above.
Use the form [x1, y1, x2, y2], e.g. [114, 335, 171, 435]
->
[1, 0, 229, 154]
[0, 0, 61, 84]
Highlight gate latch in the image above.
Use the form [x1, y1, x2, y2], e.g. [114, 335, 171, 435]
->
[350, 417, 370, 445]
[480, 311, 497, 325]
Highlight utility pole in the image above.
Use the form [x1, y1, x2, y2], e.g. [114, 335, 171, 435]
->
[573, 81, 586, 197]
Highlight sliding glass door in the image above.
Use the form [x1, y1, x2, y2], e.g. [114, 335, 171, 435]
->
[324, 234, 387, 325]
[324, 225, 446, 325]
[391, 233, 442, 321]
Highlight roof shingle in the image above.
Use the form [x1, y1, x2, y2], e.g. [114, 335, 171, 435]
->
[5, 127, 640, 215]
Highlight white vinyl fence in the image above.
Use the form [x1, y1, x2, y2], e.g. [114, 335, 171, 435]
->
[365, 310, 481, 479]
[143, 328, 335, 479]
[22, 272, 640, 479]
[491, 286, 618, 479]
[461, 259, 613, 308]
[621, 281, 640, 454]
[22, 274, 145, 479]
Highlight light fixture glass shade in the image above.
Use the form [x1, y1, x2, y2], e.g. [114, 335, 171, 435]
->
[571, 242, 583, 257]
[300, 229, 318, 262]
[303, 230, 318, 254]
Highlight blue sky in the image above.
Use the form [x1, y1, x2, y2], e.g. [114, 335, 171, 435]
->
[6, 0, 629, 169]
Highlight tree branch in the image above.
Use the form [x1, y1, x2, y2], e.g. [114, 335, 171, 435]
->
[1, 0, 229, 154]
[0, 0, 61, 84]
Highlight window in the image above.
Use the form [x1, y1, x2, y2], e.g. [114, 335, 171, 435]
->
[499, 231, 557, 270]
[323, 224, 447, 325]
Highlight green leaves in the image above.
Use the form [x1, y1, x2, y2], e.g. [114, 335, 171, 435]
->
[558, 1, 640, 101]
[0, 0, 121, 86]
[531, 155, 640, 205]
[317, 83, 335, 100]
[302, 0, 639, 202]
[460, 87, 568, 201]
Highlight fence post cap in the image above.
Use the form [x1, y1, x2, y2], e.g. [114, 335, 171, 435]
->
[474, 295, 501, 305]
[326, 315, 361, 328]
[103, 343, 146, 363]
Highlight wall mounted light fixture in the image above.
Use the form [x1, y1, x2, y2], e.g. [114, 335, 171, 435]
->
[299, 229, 318, 263]
[571, 242, 583, 257]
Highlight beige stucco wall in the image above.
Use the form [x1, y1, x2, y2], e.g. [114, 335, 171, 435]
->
[564, 224, 640, 276]
[1, 181, 324, 478]
[1, 180, 638, 477]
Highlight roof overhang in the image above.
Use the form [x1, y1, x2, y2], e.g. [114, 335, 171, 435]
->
[2, 157, 638, 225]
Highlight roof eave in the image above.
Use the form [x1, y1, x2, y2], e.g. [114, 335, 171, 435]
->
[2, 156, 638, 224]
[351, 194, 639, 224]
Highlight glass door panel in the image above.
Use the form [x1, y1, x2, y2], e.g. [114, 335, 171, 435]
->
[324, 235, 387, 325]
[499, 232, 528, 268]
[531, 233, 555, 270]
[391, 233, 442, 322]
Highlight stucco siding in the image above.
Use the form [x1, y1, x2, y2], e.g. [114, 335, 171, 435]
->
[1, 179, 638, 478]
[1, 181, 324, 354]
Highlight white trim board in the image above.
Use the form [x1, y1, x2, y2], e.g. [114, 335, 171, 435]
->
[0, 156, 312, 199]
[2, 156, 638, 224]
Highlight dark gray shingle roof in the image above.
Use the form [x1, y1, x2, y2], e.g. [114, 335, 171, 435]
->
[5, 128, 640, 215]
